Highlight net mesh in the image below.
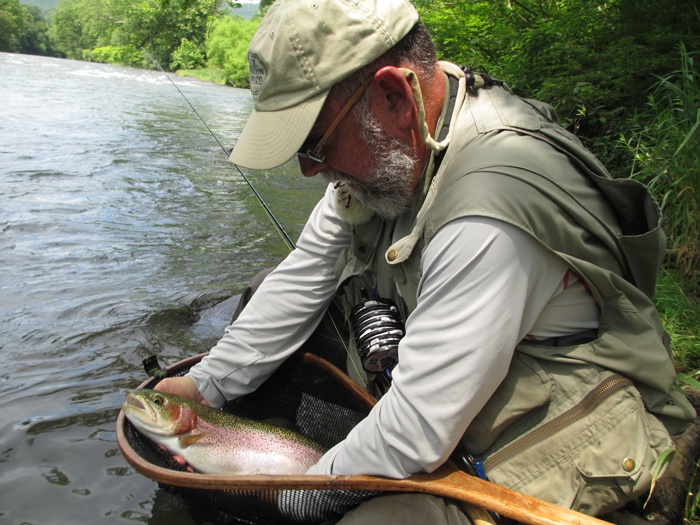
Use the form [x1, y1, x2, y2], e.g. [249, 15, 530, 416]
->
[122, 352, 385, 524]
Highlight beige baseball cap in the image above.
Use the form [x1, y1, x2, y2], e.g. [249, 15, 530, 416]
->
[229, 0, 419, 170]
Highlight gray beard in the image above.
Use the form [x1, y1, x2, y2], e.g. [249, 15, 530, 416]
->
[322, 104, 418, 220]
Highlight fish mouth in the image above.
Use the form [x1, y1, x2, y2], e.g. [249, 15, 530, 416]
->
[122, 390, 178, 437]
[124, 394, 147, 411]
[122, 392, 159, 426]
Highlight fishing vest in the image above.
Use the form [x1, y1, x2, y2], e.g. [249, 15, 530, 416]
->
[332, 64, 695, 434]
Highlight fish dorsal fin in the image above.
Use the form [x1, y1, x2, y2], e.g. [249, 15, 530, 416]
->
[178, 433, 207, 448]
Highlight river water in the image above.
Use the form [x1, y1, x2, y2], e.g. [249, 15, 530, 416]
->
[0, 53, 326, 524]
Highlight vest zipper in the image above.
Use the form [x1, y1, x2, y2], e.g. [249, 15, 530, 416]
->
[482, 375, 633, 472]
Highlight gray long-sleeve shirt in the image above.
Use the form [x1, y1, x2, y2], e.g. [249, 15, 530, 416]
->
[188, 182, 599, 478]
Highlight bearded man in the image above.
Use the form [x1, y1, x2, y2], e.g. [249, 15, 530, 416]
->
[155, 0, 695, 522]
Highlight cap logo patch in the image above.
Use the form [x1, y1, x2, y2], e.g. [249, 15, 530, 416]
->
[248, 53, 267, 96]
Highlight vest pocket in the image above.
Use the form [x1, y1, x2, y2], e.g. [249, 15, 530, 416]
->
[482, 374, 674, 515]
[461, 352, 554, 454]
[570, 399, 671, 516]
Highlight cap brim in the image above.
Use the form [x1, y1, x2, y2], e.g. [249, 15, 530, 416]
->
[229, 90, 328, 170]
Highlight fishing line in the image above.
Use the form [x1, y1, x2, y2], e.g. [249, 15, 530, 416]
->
[142, 49, 362, 380]
[64, 75, 127, 172]
[141, 48, 295, 251]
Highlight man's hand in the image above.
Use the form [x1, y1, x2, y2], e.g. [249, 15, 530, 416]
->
[153, 376, 209, 406]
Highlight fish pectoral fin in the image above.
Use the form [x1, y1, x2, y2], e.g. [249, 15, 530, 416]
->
[178, 433, 207, 448]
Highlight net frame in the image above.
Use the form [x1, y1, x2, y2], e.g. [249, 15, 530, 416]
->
[117, 352, 612, 525]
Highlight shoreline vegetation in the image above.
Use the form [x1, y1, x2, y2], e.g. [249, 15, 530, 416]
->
[176, 67, 230, 86]
[3, 0, 700, 518]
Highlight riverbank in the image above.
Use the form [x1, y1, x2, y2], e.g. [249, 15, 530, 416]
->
[176, 67, 230, 86]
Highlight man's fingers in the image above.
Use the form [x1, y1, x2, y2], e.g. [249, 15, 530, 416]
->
[153, 376, 208, 405]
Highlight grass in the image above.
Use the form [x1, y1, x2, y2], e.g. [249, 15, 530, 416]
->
[657, 267, 700, 375]
[176, 67, 230, 86]
[655, 266, 700, 524]
[620, 43, 700, 289]
[620, 49, 700, 522]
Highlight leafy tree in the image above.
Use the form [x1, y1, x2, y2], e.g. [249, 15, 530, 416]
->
[87, 44, 142, 66]
[259, 0, 273, 16]
[112, 0, 226, 69]
[19, 4, 56, 56]
[170, 37, 205, 70]
[0, 0, 56, 55]
[0, 0, 23, 52]
[206, 15, 259, 86]
[49, 0, 114, 59]
[413, 0, 699, 170]
[49, 0, 228, 67]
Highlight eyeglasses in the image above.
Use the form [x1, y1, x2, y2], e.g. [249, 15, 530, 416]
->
[297, 75, 374, 163]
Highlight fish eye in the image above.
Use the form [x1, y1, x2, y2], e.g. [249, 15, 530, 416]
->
[153, 394, 165, 406]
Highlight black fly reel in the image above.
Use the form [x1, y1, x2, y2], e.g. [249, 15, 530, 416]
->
[350, 293, 405, 374]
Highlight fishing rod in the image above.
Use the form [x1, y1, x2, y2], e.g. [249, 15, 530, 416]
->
[142, 48, 363, 381]
[141, 47, 296, 252]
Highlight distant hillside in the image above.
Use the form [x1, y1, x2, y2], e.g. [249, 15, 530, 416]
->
[231, 2, 260, 20]
[20, 0, 259, 19]
[20, 0, 58, 14]
[229, 2, 260, 19]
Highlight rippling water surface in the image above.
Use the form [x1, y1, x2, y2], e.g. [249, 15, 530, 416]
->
[0, 52, 326, 524]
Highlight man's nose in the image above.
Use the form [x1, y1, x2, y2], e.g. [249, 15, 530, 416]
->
[298, 156, 329, 178]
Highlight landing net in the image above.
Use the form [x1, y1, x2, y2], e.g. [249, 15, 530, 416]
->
[118, 351, 385, 524]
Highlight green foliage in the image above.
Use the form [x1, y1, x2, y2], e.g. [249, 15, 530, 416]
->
[258, 0, 273, 16]
[206, 15, 259, 87]
[645, 448, 676, 508]
[170, 38, 205, 70]
[677, 373, 700, 393]
[655, 267, 700, 373]
[414, 0, 699, 167]
[0, 0, 22, 52]
[87, 44, 142, 67]
[0, 0, 57, 55]
[117, 0, 224, 69]
[176, 67, 228, 85]
[620, 44, 700, 290]
[16, 0, 60, 16]
[48, 0, 227, 68]
[18, 4, 55, 56]
[48, 0, 114, 60]
[413, 0, 514, 75]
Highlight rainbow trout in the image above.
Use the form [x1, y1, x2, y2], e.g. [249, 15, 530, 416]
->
[122, 389, 326, 475]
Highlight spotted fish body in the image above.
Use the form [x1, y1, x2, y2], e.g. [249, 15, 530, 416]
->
[122, 389, 326, 475]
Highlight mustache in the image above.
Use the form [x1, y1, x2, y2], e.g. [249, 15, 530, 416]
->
[322, 169, 353, 184]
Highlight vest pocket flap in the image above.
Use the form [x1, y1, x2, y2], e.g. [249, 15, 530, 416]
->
[572, 386, 650, 481]
[461, 352, 554, 454]
[567, 386, 674, 514]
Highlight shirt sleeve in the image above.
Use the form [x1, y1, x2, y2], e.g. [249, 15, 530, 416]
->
[187, 183, 351, 407]
[307, 216, 569, 477]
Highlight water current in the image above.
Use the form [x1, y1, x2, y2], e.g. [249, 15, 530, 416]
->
[0, 52, 327, 524]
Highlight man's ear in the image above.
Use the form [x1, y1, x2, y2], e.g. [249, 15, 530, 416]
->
[369, 66, 415, 132]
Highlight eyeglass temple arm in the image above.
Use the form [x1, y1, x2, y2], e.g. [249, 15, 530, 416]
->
[310, 75, 375, 158]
